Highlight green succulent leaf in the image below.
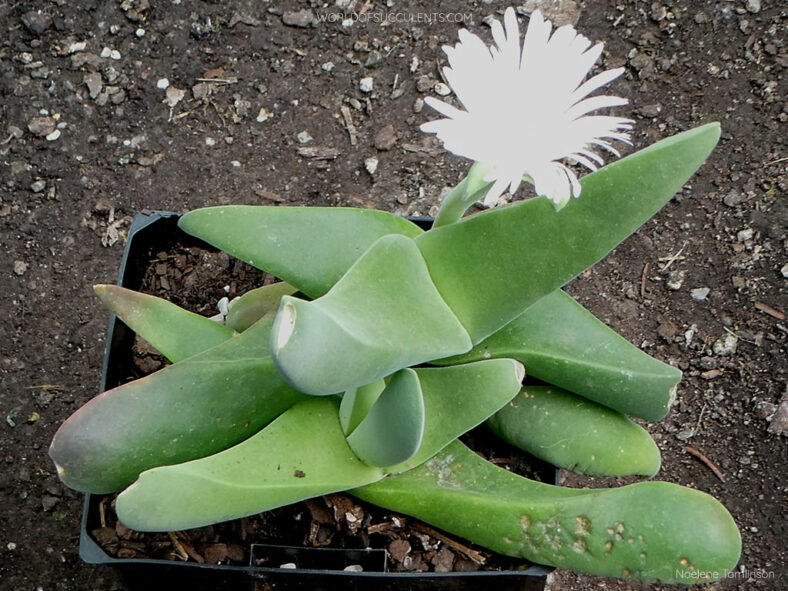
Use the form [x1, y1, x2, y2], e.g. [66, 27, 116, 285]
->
[116, 397, 385, 532]
[391, 359, 525, 473]
[438, 289, 681, 421]
[488, 386, 661, 477]
[346, 369, 425, 467]
[270, 234, 471, 395]
[353, 440, 741, 583]
[178, 206, 423, 298]
[49, 315, 306, 493]
[416, 124, 721, 343]
[225, 282, 297, 332]
[94, 284, 235, 363]
[339, 379, 385, 436]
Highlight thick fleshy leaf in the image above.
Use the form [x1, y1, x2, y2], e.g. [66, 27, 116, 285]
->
[178, 206, 423, 298]
[438, 290, 681, 420]
[116, 398, 384, 531]
[346, 369, 425, 467]
[94, 284, 235, 363]
[487, 386, 661, 477]
[225, 282, 297, 332]
[270, 234, 471, 395]
[49, 315, 306, 493]
[415, 124, 721, 343]
[390, 359, 525, 473]
[339, 379, 385, 436]
[353, 441, 741, 583]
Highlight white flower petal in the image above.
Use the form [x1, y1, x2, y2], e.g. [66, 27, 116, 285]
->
[422, 7, 631, 208]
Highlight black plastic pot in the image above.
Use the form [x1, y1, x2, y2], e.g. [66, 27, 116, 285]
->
[80, 210, 556, 591]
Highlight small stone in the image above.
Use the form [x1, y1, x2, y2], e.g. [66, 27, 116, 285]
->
[364, 156, 379, 175]
[413, 98, 424, 113]
[736, 228, 754, 242]
[7, 542, 16, 551]
[723, 190, 746, 207]
[701, 369, 723, 380]
[280, 562, 297, 569]
[192, 82, 210, 100]
[434, 82, 451, 96]
[321, 61, 335, 72]
[698, 356, 717, 370]
[45, 129, 61, 141]
[415, 75, 433, 92]
[666, 270, 685, 291]
[205, 137, 216, 147]
[296, 131, 313, 144]
[745, 0, 761, 13]
[344, 565, 364, 572]
[359, 77, 374, 93]
[650, 2, 667, 22]
[638, 103, 662, 118]
[781, 263, 788, 279]
[110, 49, 121, 60]
[100, 47, 112, 58]
[42, 496, 59, 512]
[732, 275, 746, 289]
[156, 78, 170, 90]
[768, 393, 788, 435]
[712, 333, 737, 356]
[256, 107, 273, 122]
[135, 28, 145, 37]
[13, 261, 28, 276]
[374, 125, 397, 150]
[30, 180, 46, 193]
[657, 319, 678, 341]
[282, 9, 316, 28]
[84, 72, 103, 99]
[22, 10, 53, 35]
[690, 287, 710, 301]
[231, 160, 241, 168]
[164, 86, 185, 107]
[28, 116, 56, 137]
[8, 125, 23, 139]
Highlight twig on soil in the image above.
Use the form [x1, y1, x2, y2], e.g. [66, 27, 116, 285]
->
[99, 498, 107, 528]
[25, 384, 64, 392]
[195, 78, 237, 84]
[754, 302, 785, 321]
[683, 446, 726, 483]
[658, 241, 687, 272]
[167, 532, 189, 561]
[764, 156, 787, 166]
[340, 105, 358, 146]
[640, 261, 649, 298]
[410, 521, 487, 565]
[694, 402, 708, 437]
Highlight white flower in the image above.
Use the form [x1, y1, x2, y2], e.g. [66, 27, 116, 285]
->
[421, 8, 633, 209]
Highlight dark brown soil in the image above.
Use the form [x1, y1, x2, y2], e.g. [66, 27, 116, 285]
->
[1, 1, 785, 590]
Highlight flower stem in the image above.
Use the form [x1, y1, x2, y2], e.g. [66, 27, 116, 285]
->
[432, 163, 492, 229]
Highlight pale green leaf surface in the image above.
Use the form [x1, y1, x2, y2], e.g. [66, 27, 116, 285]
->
[178, 206, 423, 298]
[94, 284, 235, 363]
[270, 234, 471, 395]
[225, 282, 297, 332]
[116, 398, 384, 531]
[346, 369, 425, 467]
[353, 440, 740, 583]
[487, 386, 661, 477]
[416, 124, 721, 343]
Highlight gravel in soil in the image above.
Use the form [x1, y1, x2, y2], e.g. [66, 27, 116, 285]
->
[1, 1, 785, 589]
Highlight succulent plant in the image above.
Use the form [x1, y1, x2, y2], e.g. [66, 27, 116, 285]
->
[50, 8, 740, 584]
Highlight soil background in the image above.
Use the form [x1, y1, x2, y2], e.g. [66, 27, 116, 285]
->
[1, 1, 785, 590]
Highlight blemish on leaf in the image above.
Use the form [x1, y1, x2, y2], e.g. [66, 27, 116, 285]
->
[571, 538, 587, 553]
[519, 514, 532, 531]
[606, 527, 615, 535]
[621, 568, 631, 577]
[574, 515, 591, 536]
[294, 470, 305, 478]
[640, 552, 647, 559]
[604, 540, 614, 554]
[679, 557, 689, 566]
[615, 522, 625, 533]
